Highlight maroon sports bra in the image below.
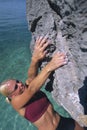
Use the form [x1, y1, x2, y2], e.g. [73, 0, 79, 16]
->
[24, 91, 50, 123]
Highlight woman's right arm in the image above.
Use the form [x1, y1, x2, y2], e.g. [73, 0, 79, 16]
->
[26, 36, 50, 85]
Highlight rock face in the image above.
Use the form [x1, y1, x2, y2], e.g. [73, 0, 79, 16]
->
[26, 0, 87, 127]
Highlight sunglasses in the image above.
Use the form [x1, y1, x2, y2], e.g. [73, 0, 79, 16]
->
[8, 80, 20, 95]
[14, 80, 20, 90]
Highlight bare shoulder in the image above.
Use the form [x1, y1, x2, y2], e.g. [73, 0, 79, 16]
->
[11, 88, 32, 111]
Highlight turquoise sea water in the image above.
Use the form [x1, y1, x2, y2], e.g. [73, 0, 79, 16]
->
[0, 1, 69, 130]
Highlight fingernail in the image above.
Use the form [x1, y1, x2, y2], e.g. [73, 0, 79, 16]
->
[63, 61, 67, 64]
[64, 59, 68, 64]
[65, 54, 67, 57]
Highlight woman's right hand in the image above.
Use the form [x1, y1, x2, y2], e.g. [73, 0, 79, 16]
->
[46, 52, 68, 72]
[32, 36, 50, 62]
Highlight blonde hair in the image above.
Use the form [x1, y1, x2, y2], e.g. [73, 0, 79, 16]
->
[0, 79, 11, 97]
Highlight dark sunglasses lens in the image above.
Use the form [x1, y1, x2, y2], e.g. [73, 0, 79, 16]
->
[14, 84, 18, 90]
[16, 80, 20, 83]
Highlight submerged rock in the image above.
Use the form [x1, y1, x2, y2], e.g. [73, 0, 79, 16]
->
[26, 0, 87, 127]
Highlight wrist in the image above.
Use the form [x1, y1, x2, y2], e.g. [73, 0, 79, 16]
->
[44, 63, 52, 73]
[31, 57, 39, 64]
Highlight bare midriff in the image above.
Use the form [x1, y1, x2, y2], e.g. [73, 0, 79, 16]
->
[33, 104, 60, 130]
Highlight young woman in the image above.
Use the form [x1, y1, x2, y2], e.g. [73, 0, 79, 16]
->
[0, 36, 84, 130]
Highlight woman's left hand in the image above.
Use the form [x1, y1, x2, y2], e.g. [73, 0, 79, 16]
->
[46, 52, 68, 71]
[32, 36, 50, 62]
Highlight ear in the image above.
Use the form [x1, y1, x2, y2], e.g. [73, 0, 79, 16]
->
[5, 97, 11, 104]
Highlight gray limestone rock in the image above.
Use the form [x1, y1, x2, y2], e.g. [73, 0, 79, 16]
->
[26, 0, 87, 127]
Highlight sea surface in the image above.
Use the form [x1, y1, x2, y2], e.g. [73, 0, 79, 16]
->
[0, 0, 69, 130]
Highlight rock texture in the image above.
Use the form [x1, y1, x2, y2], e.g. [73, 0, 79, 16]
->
[26, 0, 87, 127]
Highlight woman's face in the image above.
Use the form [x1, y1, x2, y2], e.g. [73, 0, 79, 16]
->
[7, 80, 25, 98]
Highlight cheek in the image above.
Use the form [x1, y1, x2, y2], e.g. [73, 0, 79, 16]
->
[16, 86, 23, 95]
[13, 88, 20, 96]
[16, 87, 20, 94]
